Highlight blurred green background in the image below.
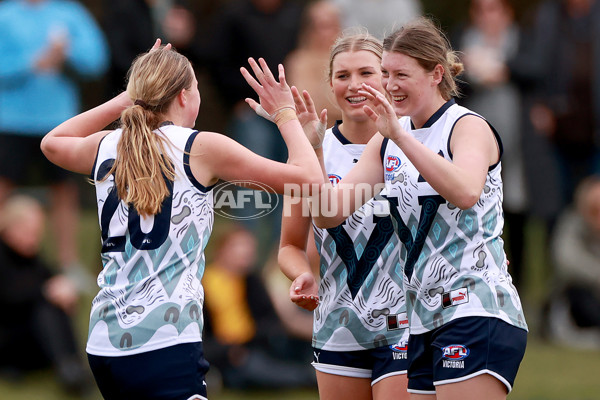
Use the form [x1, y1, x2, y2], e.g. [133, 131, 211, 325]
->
[3, 0, 595, 399]
[0, 211, 598, 400]
[2, 339, 600, 400]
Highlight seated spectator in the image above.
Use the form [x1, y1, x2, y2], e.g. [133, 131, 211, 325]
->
[202, 225, 316, 391]
[546, 175, 600, 348]
[0, 195, 92, 394]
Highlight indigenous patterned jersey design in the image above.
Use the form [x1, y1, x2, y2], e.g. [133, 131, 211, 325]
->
[313, 122, 408, 351]
[87, 125, 214, 356]
[381, 100, 527, 335]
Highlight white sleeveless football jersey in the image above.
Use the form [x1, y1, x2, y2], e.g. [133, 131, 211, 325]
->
[381, 100, 527, 335]
[87, 124, 214, 356]
[313, 122, 409, 351]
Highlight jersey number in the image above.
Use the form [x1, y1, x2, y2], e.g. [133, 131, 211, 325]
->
[97, 159, 172, 253]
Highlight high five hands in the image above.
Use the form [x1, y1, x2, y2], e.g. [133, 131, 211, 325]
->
[242, 59, 327, 148]
[291, 87, 327, 150]
[241, 57, 295, 119]
[359, 83, 404, 142]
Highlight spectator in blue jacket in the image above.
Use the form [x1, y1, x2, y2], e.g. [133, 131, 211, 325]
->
[0, 0, 108, 290]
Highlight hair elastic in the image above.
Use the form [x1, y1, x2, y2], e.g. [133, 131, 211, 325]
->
[134, 99, 149, 109]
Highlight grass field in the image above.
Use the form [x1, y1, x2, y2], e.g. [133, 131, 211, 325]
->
[1, 337, 599, 400]
[1, 209, 598, 399]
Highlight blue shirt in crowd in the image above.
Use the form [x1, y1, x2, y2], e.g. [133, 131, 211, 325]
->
[0, 0, 108, 136]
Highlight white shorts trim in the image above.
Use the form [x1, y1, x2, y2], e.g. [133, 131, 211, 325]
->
[312, 362, 371, 379]
[371, 370, 408, 386]
[407, 388, 436, 395]
[186, 395, 207, 400]
[434, 369, 512, 393]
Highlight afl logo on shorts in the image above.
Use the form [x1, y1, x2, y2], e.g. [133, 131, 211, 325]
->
[385, 156, 401, 172]
[442, 344, 470, 360]
[328, 174, 342, 185]
[390, 341, 408, 352]
[390, 341, 408, 360]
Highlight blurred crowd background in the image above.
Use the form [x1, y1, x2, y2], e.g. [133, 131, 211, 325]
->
[1, 0, 600, 398]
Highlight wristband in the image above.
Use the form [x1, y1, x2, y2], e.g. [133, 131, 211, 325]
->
[274, 108, 298, 127]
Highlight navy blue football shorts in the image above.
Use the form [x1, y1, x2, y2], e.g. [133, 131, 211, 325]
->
[87, 342, 209, 400]
[312, 340, 409, 385]
[407, 316, 527, 395]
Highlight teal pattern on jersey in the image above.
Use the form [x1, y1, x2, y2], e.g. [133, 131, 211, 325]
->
[314, 306, 397, 349]
[382, 100, 528, 335]
[312, 125, 409, 351]
[89, 299, 202, 350]
[87, 126, 214, 357]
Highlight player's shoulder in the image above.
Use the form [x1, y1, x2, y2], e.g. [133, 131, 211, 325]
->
[191, 130, 230, 144]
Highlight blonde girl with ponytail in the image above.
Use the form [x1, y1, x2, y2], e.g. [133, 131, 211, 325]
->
[41, 39, 322, 400]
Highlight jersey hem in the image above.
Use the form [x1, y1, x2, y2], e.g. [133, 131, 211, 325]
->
[86, 337, 202, 357]
[313, 331, 407, 352]
[410, 314, 528, 335]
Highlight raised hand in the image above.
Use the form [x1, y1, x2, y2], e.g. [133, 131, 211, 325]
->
[292, 86, 327, 149]
[359, 83, 404, 141]
[241, 57, 295, 117]
[289, 272, 319, 311]
[150, 38, 172, 52]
